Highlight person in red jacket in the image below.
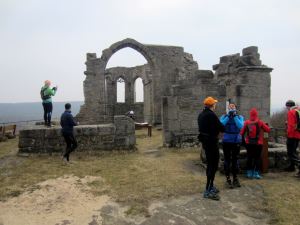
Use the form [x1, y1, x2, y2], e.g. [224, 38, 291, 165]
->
[284, 100, 300, 175]
[240, 108, 270, 179]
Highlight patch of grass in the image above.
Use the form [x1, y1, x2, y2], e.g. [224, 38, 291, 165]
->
[240, 173, 300, 225]
[0, 130, 204, 217]
[0, 137, 18, 158]
[260, 174, 300, 225]
[3, 130, 300, 224]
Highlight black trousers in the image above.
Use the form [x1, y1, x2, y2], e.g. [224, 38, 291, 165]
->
[286, 138, 300, 168]
[223, 142, 240, 178]
[62, 133, 78, 161]
[42, 102, 53, 125]
[202, 139, 219, 190]
[245, 144, 262, 171]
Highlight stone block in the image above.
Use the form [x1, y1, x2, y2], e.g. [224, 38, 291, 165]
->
[101, 135, 114, 143]
[20, 129, 45, 138]
[242, 46, 258, 56]
[82, 127, 98, 136]
[44, 128, 61, 138]
[19, 138, 36, 148]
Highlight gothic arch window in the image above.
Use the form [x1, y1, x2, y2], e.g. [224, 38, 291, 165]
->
[134, 77, 144, 103]
[116, 77, 125, 103]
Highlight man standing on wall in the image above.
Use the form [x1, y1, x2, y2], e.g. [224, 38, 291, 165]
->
[198, 97, 225, 200]
[41, 80, 57, 127]
[284, 100, 300, 176]
[60, 103, 78, 163]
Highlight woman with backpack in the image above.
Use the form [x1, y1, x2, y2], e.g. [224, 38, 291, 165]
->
[41, 80, 57, 127]
[240, 108, 270, 179]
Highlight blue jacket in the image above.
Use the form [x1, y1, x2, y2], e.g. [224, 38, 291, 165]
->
[60, 110, 77, 134]
[220, 114, 244, 143]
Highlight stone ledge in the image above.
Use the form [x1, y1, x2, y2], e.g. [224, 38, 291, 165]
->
[19, 116, 135, 154]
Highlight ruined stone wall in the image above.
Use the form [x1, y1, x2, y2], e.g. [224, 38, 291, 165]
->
[76, 38, 199, 125]
[162, 46, 272, 147]
[162, 70, 226, 147]
[75, 39, 272, 147]
[213, 46, 272, 122]
[19, 116, 135, 154]
[104, 65, 151, 123]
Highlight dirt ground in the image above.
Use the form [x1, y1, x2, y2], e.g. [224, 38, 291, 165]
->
[0, 175, 110, 225]
[0, 174, 270, 225]
[0, 130, 300, 225]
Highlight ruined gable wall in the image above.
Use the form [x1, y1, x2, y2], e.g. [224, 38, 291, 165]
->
[162, 46, 272, 147]
[104, 65, 151, 123]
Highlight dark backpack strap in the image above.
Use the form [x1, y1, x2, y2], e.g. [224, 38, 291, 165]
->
[41, 87, 51, 100]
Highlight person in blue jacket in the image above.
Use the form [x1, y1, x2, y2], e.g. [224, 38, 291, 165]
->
[220, 103, 244, 188]
[60, 103, 78, 163]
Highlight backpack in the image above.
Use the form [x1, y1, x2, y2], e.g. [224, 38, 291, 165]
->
[246, 122, 260, 144]
[40, 87, 50, 100]
[296, 110, 300, 131]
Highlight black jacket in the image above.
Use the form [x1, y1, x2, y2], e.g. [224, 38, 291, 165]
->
[60, 110, 77, 134]
[198, 107, 225, 141]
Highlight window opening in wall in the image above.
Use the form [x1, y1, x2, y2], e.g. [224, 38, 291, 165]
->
[134, 77, 144, 103]
[117, 77, 125, 103]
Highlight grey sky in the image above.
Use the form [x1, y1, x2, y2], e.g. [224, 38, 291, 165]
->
[0, 0, 299, 110]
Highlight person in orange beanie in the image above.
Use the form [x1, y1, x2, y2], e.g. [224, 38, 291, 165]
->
[198, 97, 225, 200]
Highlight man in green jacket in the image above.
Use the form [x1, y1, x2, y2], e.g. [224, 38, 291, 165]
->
[41, 80, 57, 127]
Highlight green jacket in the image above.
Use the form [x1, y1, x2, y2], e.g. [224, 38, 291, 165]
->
[41, 86, 57, 103]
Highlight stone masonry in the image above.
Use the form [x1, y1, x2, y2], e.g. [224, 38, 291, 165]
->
[19, 116, 135, 154]
[75, 39, 272, 147]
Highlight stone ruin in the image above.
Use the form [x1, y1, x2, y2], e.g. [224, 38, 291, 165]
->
[19, 38, 274, 155]
[76, 38, 273, 147]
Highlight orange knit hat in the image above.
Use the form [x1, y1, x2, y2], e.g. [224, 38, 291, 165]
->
[203, 96, 218, 106]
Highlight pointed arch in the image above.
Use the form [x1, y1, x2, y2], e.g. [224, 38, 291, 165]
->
[134, 77, 144, 103]
[116, 77, 125, 103]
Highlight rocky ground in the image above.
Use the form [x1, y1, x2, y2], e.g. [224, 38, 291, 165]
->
[0, 174, 269, 225]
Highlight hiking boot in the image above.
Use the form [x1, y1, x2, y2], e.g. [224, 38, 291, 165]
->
[294, 171, 300, 178]
[203, 190, 220, 201]
[226, 179, 234, 189]
[233, 178, 241, 188]
[62, 157, 69, 164]
[210, 186, 220, 194]
[246, 170, 253, 179]
[253, 171, 262, 179]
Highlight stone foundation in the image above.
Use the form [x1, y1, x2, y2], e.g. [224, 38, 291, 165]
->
[18, 116, 135, 154]
[200, 142, 290, 171]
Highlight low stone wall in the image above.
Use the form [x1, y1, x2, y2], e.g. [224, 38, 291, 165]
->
[200, 142, 290, 171]
[18, 116, 135, 154]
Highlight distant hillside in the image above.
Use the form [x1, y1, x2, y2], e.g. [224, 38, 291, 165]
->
[0, 101, 282, 124]
[0, 102, 83, 123]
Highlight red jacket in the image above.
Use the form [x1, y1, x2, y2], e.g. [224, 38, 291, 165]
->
[286, 106, 300, 139]
[240, 108, 270, 145]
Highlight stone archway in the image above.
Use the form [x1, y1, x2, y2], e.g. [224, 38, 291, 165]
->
[100, 38, 155, 72]
[101, 39, 155, 123]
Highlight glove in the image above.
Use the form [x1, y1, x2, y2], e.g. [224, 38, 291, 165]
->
[52, 86, 57, 91]
[228, 110, 236, 117]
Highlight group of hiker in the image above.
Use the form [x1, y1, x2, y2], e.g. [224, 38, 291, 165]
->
[198, 96, 300, 201]
[41, 80, 300, 192]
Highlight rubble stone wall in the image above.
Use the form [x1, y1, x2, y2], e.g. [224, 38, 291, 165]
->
[74, 39, 272, 147]
[18, 116, 135, 154]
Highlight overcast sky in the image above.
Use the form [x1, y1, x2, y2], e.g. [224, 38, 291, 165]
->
[0, 0, 299, 110]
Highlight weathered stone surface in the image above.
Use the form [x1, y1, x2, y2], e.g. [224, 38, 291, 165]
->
[18, 116, 135, 154]
[73, 38, 272, 148]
